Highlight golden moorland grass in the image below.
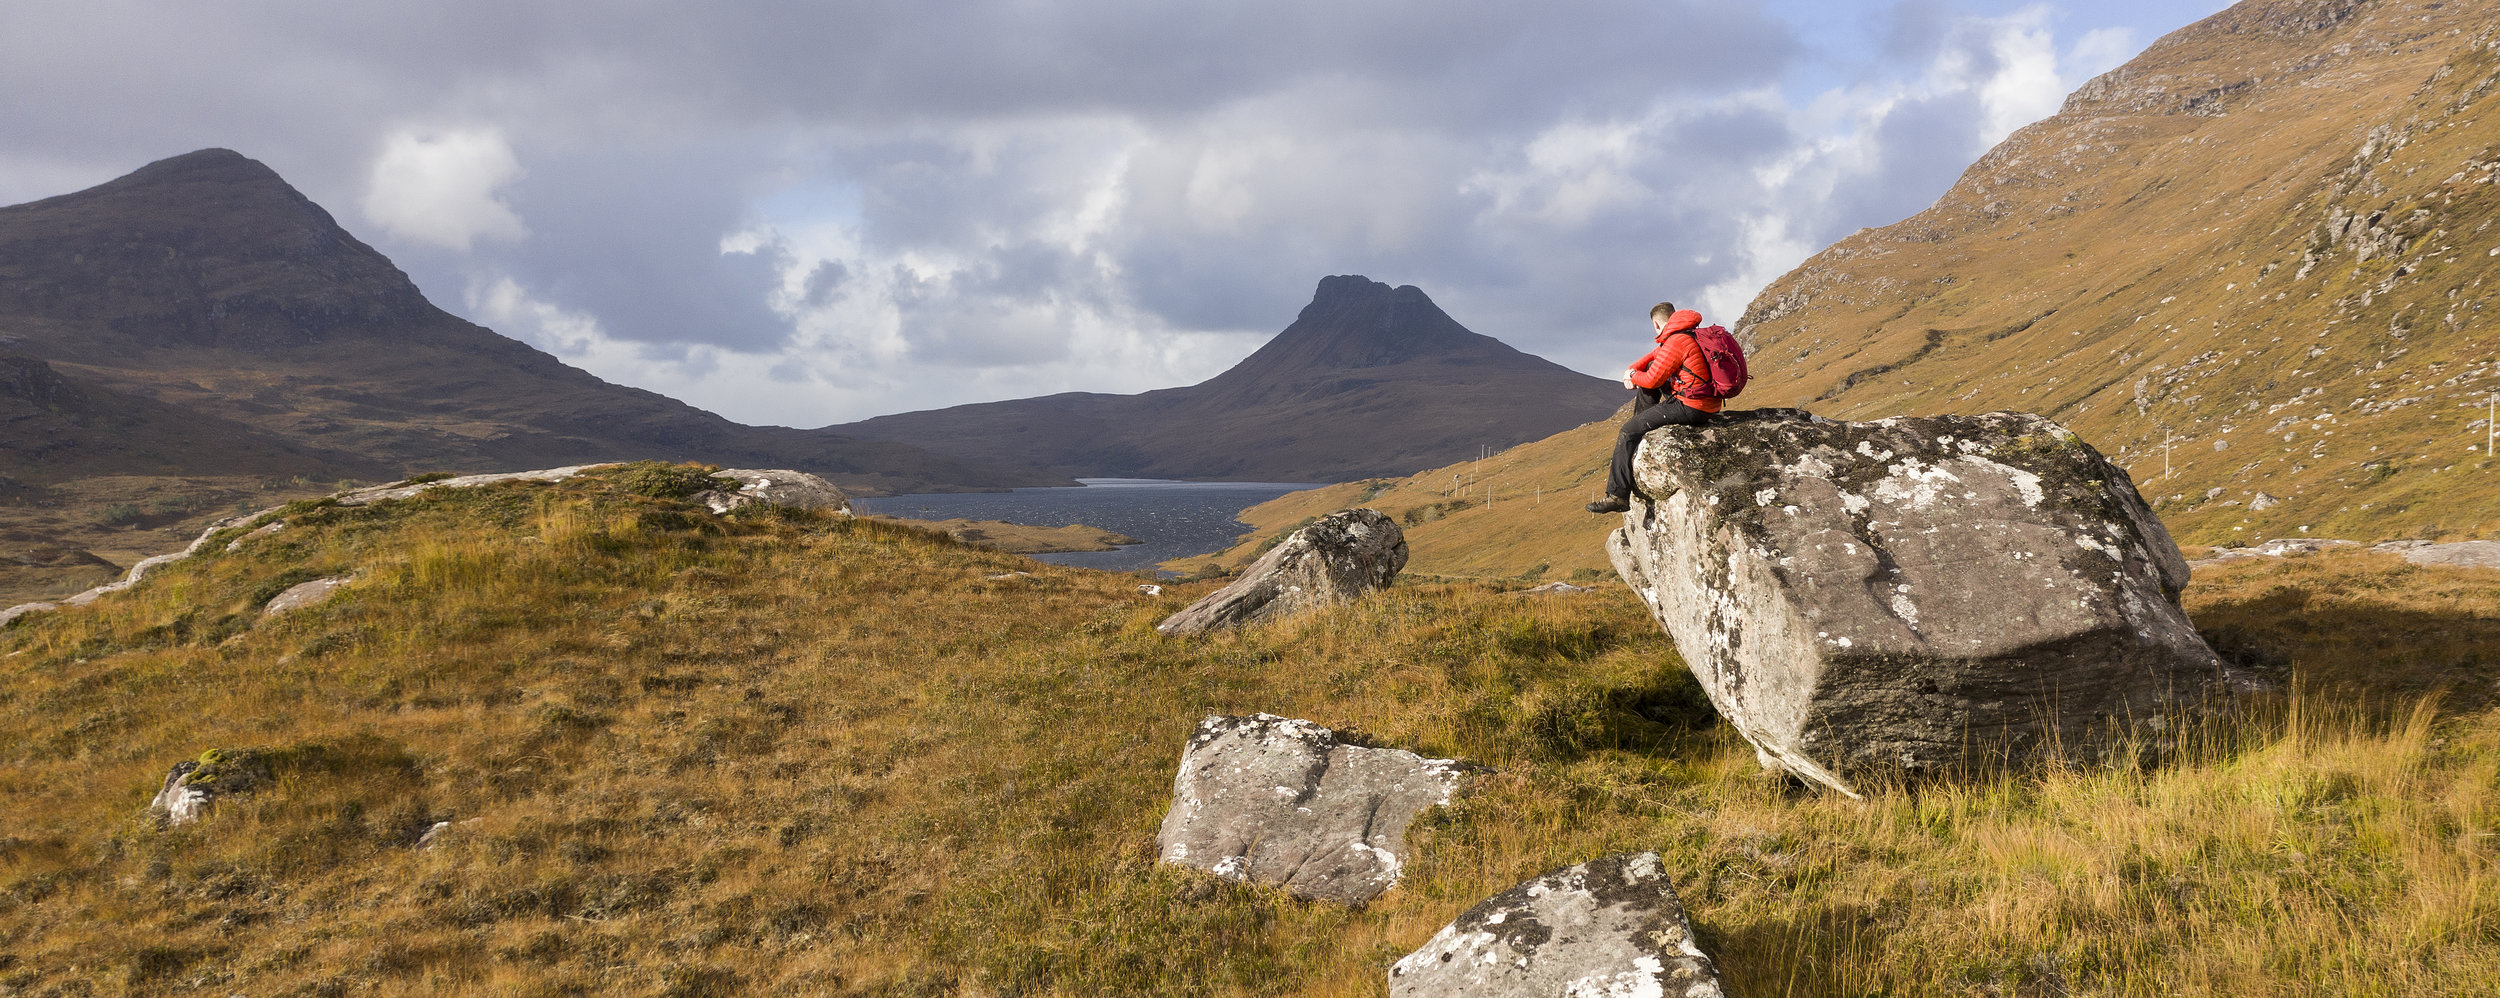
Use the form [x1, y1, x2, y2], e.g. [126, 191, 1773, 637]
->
[0, 464, 2493, 996]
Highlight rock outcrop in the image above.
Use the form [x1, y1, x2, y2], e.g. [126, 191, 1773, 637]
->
[693, 468, 852, 515]
[261, 575, 353, 616]
[1157, 509, 1406, 636]
[1606, 409, 2231, 796]
[1157, 714, 1466, 905]
[1389, 852, 1723, 997]
[3, 463, 862, 628]
[149, 749, 275, 827]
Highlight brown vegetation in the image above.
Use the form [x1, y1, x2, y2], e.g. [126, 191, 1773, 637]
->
[1, 465, 2491, 995]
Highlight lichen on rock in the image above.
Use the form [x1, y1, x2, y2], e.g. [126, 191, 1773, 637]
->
[1606, 409, 2237, 796]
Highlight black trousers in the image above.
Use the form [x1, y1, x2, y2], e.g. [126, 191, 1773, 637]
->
[1605, 394, 1712, 499]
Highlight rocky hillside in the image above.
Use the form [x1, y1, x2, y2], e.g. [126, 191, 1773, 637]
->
[832, 276, 1628, 482]
[1730, 0, 2500, 545]
[0, 148, 1062, 497]
[1212, 0, 2500, 579]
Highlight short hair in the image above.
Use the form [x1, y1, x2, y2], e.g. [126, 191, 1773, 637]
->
[1649, 302, 1677, 322]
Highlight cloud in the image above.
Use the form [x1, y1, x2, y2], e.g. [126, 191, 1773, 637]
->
[1, 0, 2232, 427]
[361, 128, 527, 251]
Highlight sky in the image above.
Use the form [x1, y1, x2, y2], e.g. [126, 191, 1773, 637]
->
[1, 0, 2233, 428]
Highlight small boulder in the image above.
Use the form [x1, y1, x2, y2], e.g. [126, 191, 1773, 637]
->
[1157, 714, 1466, 905]
[1389, 852, 1724, 998]
[1606, 410, 2233, 796]
[261, 575, 352, 616]
[694, 469, 852, 515]
[1157, 509, 1406, 636]
[148, 749, 274, 827]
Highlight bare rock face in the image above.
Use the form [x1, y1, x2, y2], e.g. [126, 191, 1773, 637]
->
[694, 468, 852, 515]
[1157, 509, 1406, 636]
[1606, 409, 2231, 797]
[1389, 852, 1723, 998]
[1157, 714, 1466, 905]
[148, 749, 275, 827]
[261, 575, 352, 616]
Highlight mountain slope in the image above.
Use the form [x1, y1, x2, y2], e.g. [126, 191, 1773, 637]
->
[0, 149, 1064, 496]
[1727, 0, 2500, 544]
[832, 276, 1628, 482]
[1203, 0, 2500, 581]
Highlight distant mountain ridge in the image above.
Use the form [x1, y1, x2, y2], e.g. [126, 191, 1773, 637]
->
[0, 148, 1063, 495]
[834, 276, 1628, 482]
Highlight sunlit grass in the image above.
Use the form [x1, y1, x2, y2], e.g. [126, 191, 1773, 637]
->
[0, 464, 2492, 995]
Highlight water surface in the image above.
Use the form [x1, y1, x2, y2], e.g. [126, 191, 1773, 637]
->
[851, 478, 1324, 572]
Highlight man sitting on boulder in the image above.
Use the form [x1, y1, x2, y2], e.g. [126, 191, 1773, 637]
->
[1587, 302, 1722, 514]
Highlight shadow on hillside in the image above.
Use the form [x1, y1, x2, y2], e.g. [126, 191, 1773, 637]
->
[2194, 588, 2500, 716]
[1707, 902, 1894, 998]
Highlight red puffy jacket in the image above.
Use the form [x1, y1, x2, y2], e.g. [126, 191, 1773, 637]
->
[1625, 309, 1722, 413]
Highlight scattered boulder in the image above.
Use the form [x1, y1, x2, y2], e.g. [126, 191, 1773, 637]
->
[149, 749, 275, 827]
[1389, 852, 1723, 998]
[1157, 509, 1406, 636]
[1520, 582, 1589, 594]
[261, 575, 353, 616]
[694, 468, 852, 515]
[1605, 409, 2234, 797]
[1157, 714, 1466, 905]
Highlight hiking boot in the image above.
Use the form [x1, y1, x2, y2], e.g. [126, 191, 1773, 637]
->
[1585, 496, 1630, 514]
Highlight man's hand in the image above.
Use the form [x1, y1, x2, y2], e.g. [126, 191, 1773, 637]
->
[1620, 371, 1638, 390]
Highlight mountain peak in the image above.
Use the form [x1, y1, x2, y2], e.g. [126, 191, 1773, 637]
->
[1216, 275, 1518, 384]
[113, 147, 281, 187]
[0, 148, 435, 353]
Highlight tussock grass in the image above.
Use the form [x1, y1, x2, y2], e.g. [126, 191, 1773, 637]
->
[0, 465, 2493, 995]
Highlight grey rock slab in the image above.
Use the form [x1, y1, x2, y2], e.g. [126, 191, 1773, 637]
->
[225, 520, 287, 552]
[1606, 409, 2234, 797]
[695, 468, 853, 515]
[1158, 713, 1466, 905]
[1157, 509, 1407, 636]
[1389, 852, 1723, 998]
[262, 575, 353, 616]
[2372, 539, 2500, 570]
[336, 465, 616, 507]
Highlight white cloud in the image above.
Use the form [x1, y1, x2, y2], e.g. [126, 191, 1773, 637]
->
[361, 128, 527, 251]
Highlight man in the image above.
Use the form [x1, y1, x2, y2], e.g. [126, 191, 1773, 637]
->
[1586, 302, 1721, 514]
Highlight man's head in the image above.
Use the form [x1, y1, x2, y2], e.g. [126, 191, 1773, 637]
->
[1649, 302, 1677, 323]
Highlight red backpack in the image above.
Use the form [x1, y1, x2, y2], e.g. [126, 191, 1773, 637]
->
[1674, 325, 1749, 399]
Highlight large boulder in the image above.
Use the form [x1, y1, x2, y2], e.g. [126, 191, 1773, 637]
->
[695, 468, 853, 515]
[1157, 714, 1466, 905]
[1158, 509, 1406, 636]
[1389, 852, 1724, 998]
[1606, 409, 2231, 797]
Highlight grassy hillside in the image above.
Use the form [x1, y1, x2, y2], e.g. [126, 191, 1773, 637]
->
[1, 464, 2493, 995]
[1729, 0, 2500, 546]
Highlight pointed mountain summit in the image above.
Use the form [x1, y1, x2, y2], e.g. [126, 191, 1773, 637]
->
[834, 276, 1626, 482]
[0, 149, 435, 355]
[0, 149, 1061, 494]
